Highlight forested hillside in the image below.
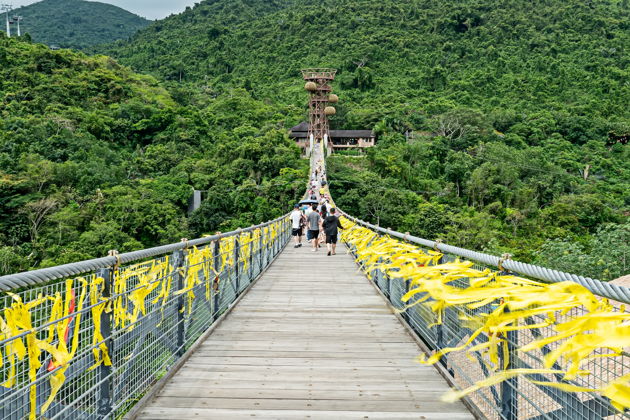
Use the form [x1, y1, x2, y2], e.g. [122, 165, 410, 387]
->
[0, 35, 305, 274]
[13, 0, 150, 50]
[1, 0, 628, 279]
[103, 0, 629, 280]
[107, 0, 629, 121]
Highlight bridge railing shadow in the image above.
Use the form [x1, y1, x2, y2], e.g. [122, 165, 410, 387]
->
[340, 213, 629, 420]
[0, 215, 291, 420]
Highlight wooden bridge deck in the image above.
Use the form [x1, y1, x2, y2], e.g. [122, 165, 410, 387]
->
[134, 243, 474, 420]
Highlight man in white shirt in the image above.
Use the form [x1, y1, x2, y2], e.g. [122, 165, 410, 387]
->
[290, 204, 304, 248]
[305, 204, 313, 217]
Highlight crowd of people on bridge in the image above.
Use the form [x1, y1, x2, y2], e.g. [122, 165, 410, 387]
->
[290, 162, 343, 256]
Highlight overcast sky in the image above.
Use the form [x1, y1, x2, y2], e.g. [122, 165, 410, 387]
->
[11, 0, 197, 20]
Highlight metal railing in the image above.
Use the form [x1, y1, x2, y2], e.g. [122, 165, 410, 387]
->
[341, 213, 630, 420]
[0, 215, 291, 420]
[341, 213, 630, 305]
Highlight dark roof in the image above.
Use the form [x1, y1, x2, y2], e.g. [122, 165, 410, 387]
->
[330, 130, 374, 138]
[290, 122, 309, 132]
[289, 122, 374, 139]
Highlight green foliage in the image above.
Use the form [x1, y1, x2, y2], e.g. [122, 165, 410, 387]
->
[534, 224, 630, 281]
[2, 0, 629, 282]
[329, 130, 629, 272]
[12, 0, 150, 50]
[0, 37, 305, 273]
[103, 0, 629, 130]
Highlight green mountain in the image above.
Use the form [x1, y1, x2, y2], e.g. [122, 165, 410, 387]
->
[1, 0, 628, 280]
[12, 0, 150, 50]
[105, 0, 629, 124]
[101, 0, 629, 279]
[0, 34, 304, 274]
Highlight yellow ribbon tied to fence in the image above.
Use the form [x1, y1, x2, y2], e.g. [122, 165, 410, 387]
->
[1, 278, 88, 419]
[340, 217, 630, 412]
[0, 224, 283, 419]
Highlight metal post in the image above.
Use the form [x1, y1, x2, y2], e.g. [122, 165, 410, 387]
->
[381, 258, 390, 298]
[259, 231, 264, 272]
[498, 256, 517, 420]
[249, 230, 254, 282]
[264, 230, 269, 267]
[434, 252, 448, 367]
[273, 226, 278, 256]
[96, 267, 113, 417]
[436, 311, 445, 352]
[213, 239, 220, 319]
[403, 278, 411, 323]
[172, 249, 185, 356]
[282, 219, 287, 245]
[500, 315, 518, 420]
[234, 234, 240, 295]
[435, 308, 454, 375]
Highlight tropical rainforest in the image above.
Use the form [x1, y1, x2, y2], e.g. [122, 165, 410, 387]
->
[0, 35, 305, 274]
[13, 0, 150, 50]
[1, 0, 628, 280]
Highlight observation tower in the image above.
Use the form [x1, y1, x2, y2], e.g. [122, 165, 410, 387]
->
[301, 68, 338, 154]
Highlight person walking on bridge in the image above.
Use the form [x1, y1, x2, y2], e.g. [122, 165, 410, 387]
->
[290, 204, 304, 248]
[307, 203, 321, 252]
[323, 208, 344, 256]
[318, 205, 328, 248]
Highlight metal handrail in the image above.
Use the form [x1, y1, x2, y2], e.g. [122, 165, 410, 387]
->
[0, 213, 290, 291]
[341, 217, 629, 420]
[0, 213, 292, 420]
[341, 212, 630, 304]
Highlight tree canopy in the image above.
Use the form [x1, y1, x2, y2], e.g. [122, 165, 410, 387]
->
[1, 0, 628, 280]
[0, 35, 305, 274]
[13, 0, 150, 50]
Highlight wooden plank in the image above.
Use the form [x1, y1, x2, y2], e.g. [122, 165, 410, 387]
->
[164, 378, 452, 392]
[147, 396, 468, 412]
[133, 243, 474, 419]
[137, 407, 474, 420]
[193, 341, 422, 352]
[186, 349, 421, 359]
[170, 369, 448, 382]
[157, 387, 450, 400]
[177, 356, 422, 367]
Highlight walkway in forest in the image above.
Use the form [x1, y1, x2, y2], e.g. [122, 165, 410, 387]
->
[132, 243, 474, 420]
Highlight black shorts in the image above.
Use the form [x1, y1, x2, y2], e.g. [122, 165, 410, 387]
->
[292, 228, 302, 237]
[325, 233, 338, 244]
[307, 230, 320, 240]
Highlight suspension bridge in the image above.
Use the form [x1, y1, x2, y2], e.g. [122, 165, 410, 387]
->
[0, 144, 628, 420]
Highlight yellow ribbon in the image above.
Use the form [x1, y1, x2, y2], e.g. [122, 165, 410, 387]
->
[341, 217, 630, 411]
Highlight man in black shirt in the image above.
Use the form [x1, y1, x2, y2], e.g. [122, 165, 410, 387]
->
[322, 208, 344, 256]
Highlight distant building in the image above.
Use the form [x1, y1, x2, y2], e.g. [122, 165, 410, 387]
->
[289, 122, 376, 154]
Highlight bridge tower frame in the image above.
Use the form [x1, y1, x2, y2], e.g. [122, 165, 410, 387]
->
[301, 68, 337, 151]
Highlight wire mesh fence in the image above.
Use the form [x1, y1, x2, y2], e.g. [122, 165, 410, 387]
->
[343, 217, 629, 420]
[0, 216, 291, 420]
